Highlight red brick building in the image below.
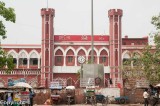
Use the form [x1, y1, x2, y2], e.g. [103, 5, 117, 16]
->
[0, 8, 148, 89]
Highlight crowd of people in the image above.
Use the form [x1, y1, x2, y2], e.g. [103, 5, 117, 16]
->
[143, 84, 159, 106]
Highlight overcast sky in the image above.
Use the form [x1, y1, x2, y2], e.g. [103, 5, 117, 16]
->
[1, 0, 160, 44]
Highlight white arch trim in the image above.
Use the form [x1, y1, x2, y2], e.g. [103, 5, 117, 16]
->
[87, 47, 98, 57]
[64, 46, 76, 56]
[7, 50, 18, 58]
[18, 50, 29, 58]
[54, 46, 65, 56]
[29, 50, 40, 58]
[98, 47, 109, 56]
[76, 46, 87, 56]
[122, 50, 131, 60]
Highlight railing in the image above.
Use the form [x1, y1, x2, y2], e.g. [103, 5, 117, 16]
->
[0, 69, 41, 75]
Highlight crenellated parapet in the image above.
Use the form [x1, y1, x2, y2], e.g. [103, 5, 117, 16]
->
[108, 9, 123, 17]
[41, 8, 55, 17]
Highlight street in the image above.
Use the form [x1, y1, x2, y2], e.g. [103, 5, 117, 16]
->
[34, 103, 143, 106]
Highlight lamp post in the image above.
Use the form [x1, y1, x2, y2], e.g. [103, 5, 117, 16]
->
[91, 0, 94, 64]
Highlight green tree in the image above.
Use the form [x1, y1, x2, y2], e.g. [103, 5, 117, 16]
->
[0, 1, 16, 73]
[141, 13, 160, 84]
[122, 14, 160, 84]
[0, 50, 15, 73]
[122, 52, 144, 79]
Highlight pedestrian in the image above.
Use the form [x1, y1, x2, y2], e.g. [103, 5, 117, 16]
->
[29, 88, 35, 106]
[143, 89, 149, 106]
[152, 88, 159, 106]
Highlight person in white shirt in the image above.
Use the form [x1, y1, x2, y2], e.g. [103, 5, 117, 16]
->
[143, 89, 149, 106]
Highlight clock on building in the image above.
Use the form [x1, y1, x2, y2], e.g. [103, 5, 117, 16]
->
[78, 56, 85, 64]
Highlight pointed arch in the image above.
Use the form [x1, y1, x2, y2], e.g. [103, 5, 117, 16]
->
[55, 49, 64, 66]
[29, 50, 40, 67]
[87, 47, 98, 63]
[76, 47, 87, 65]
[123, 53, 131, 59]
[8, 50, 18, 65]
[19, 50, 28, 58]
[122, 50, 131, 66]
[65, 47, 75, 66]
[98, 47, 109, 56]
[99, 47, 109, 66]
[76, 47, 87, 56]
[64, 46, 76, 56]
[18, 50, 28, 66]
[122, 50, 131, 60]
[29, 50, 40, 58]
[8, 50, 18, 58]
[54, 46, 65, 56]
[87, 47, 98, 56]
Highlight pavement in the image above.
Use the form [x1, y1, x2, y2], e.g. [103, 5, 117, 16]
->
[33, 103, 143, 106]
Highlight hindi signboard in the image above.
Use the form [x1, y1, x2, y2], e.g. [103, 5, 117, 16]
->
[50, 82, 62, 89]
[136, 79, 149, 88]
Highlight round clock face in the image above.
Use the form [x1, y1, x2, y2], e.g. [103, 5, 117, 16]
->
[78, 56, 85, 64]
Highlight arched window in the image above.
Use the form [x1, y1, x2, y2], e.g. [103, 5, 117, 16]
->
[66, 49, 74, 66]
[88, 50, 97, 63]
[55, 49, 63, 66]
[99, 50, 108, 66]
[19, 52, 27, 66]
[8, 52, 17, 65]
[30, 52, 38, 65]
[123, 53, 131, 65]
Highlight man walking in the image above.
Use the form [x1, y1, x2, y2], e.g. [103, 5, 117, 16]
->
[143, 89, 149, 106]
[29, 88, 35, 106]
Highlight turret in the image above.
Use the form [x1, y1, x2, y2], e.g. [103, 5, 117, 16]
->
[41, 8, 55, 88]
[108, 9, 123, 88]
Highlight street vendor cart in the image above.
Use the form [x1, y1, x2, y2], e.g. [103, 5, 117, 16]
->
[85, 86, 96, 106]
[1, 90, 25, 106]
[50, 85, 62, 105]
[66, 86, 75, 105]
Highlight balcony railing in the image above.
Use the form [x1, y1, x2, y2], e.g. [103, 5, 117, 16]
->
[0, 69, 41, 75]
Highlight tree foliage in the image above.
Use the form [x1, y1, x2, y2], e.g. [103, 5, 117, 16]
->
[122, 13, 160, 84]
[140, 13, 160, 84]
[122, 52, 144, 79]
[0, 1, 16, 39]
[0, 1, 16, 73]
[0, 50, 15, 73]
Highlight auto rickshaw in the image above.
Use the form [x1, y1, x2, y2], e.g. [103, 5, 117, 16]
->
[50, 86, 62, 105]
[66, 86, 75, 105]
[2, 90, 22, 106]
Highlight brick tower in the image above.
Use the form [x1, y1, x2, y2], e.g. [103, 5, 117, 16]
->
[108, 9, 123, 87]
[41, 8, 55, 87]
